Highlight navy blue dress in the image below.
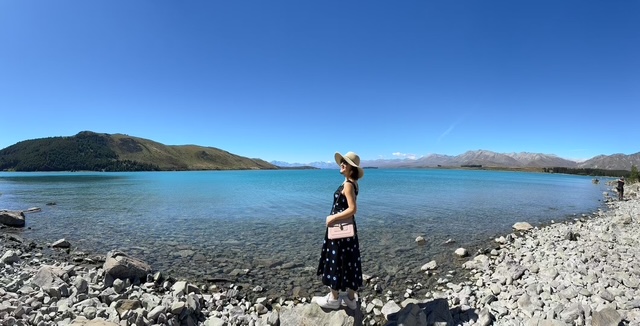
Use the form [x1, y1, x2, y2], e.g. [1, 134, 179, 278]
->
[317, 180, 363, 291]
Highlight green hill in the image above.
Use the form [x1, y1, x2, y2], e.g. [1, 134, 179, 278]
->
[0, 131, 278, 172]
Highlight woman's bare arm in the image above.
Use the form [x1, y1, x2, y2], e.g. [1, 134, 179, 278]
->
[326, 182, 358, 226]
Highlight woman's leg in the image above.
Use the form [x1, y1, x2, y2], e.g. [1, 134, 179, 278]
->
[316, 286, 341, 309]
[343, 288, 358, 310]
[347, 288, 356, 300]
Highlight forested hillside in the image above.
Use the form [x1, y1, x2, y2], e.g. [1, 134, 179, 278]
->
[0, 131, 277, 172]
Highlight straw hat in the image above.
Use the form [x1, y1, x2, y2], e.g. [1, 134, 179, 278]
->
[335, 151, 364, 179]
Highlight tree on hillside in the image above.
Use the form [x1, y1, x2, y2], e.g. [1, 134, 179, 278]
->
[631, 165, 639, 183]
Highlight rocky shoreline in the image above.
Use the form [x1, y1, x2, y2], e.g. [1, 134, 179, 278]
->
[1, 182, 638, 325]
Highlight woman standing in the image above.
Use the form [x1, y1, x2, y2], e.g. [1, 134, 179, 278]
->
[316, 151, 364, 310]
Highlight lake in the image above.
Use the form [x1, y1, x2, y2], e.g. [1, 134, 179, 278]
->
[0, 169, 610, 298]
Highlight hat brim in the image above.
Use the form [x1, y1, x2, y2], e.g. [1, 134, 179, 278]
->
[335, 152, 364, 179]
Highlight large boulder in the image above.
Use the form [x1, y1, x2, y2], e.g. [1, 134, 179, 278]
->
[0, 210, 26, 227]
[30, 265, 69, 297]
[592, 307, 622, 326]
[103, 251, 152, 285]
[279, 303, 355, 326]
[513, 221, 533, 231]
[52, 238, 71, 248]
[1, 250, 20, 264]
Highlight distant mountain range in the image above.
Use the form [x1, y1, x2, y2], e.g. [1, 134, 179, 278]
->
[1, 131, 637, 172]
[270, 160, 335, 169]
[272, 150, 640, 171]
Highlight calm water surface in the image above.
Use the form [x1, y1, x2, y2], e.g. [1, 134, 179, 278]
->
[0, 169, 610, 295]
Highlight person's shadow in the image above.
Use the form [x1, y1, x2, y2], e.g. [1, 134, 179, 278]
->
[344, 301, 364, 325]
[318, 298, 476, 325]
[385, 298, 480, 326]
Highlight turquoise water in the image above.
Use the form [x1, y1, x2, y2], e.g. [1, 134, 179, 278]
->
[0, 169, 610, 294]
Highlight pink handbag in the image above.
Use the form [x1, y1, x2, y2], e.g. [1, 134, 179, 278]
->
[327, 217, 355, 239]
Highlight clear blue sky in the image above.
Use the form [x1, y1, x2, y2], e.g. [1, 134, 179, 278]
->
[1, 1, 638, 163]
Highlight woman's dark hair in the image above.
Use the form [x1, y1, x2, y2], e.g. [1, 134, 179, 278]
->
[349, 166, 360, 180]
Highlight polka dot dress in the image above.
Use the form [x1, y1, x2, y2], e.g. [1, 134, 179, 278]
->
[317, 180, 363, 292]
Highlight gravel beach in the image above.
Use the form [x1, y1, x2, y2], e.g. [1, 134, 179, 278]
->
[1, 182, 638, 325]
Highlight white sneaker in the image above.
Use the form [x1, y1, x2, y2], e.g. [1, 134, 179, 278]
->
[342, 294, 358, 310]
[316, 293, 341, 310]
